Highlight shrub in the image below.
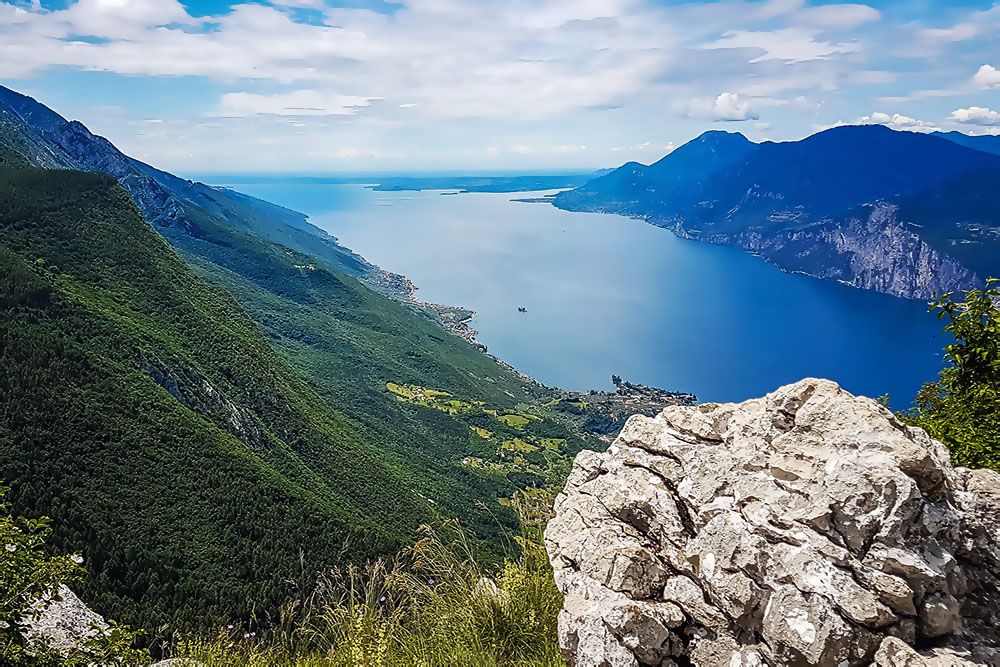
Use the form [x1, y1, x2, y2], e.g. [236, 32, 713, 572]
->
[906, 278, 1000, 469]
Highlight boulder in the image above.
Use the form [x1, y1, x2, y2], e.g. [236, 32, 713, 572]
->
[26, 586, 203, 665]
[24, 585, 108, 655]
[546, 379, 1000, 666]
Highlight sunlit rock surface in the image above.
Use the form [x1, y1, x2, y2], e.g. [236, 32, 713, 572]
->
[546, 379, 1000, 666]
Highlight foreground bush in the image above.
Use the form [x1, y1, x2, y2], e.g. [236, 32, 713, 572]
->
[906, 278, 1000, 469]
[170, 495, 563, 666]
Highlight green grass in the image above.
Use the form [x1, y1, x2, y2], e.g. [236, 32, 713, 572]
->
[372, 382, 597, 492]
[500, 439, 538, 454]
[496, 415, 532, 429]
[167, 496, 563, 666]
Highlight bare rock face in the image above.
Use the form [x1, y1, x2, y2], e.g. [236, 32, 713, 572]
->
[545, 379, 1000, 667]
[24, 585, 108, 655]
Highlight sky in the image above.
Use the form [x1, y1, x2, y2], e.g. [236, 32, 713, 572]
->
[1, 0, 998, 172]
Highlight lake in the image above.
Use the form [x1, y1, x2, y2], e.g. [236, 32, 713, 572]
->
[211, 179, 947, 405]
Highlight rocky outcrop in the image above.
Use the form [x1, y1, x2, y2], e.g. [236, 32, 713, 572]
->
[27, 587, 198, 665]
[25, 585, 109, 655]
[143, 360, 266, 449]
[545, 379, 1000, 666]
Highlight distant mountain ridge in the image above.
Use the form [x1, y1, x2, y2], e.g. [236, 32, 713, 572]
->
[556, 126, 1000, 299]
[932, 131, 1000, 156]
[0, 86, 373, 278]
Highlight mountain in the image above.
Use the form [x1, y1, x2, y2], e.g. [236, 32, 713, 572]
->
[0, 87, 596, 633]
[1, 166, 412, 629]
[555, 125, 1000, 299]
[933, 130, 1000, 156]
[557, 130, 756, 215]
[0, 86, 372, 280]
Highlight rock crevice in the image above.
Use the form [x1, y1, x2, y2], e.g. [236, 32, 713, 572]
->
[545, 379, 1000, 666]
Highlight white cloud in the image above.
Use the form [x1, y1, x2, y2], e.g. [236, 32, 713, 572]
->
[60, 0, 193, 39]
[703, 28, 860, 63]
[2, 0, 990, 169]
[795, 4, 880, 30]
[973, 65, 1000, 89]
[0, 0, 680, 119]
[687, 93, 759, 122]
[0, 0, 895, 124]
[857, 111, 940, 133]
[950, 107, 1000, 127]
[213, 91, 378, 117]
[919, 23, 979, 42]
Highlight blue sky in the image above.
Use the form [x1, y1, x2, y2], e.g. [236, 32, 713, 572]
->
[1, 0, 998, 171]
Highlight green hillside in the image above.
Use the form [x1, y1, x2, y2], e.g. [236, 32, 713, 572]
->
[0, 165, 540, 632]
[0, 85, 621, 646]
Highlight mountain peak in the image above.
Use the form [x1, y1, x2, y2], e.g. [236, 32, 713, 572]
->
[783, 123, 909, 147]
[693, 129, 751, 142]
[646, 127, 756, 174]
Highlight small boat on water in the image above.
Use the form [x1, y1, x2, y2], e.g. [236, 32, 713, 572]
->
[517, 307, 527, 313]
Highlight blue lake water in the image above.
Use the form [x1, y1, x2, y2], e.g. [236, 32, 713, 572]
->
[213, 180, 947, 405]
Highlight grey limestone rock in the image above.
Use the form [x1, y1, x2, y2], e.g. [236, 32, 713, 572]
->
[546, 379, 1000, 666]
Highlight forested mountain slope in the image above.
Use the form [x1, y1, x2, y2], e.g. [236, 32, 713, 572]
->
[0, 166, 422, 629]
[0, 89, 563, 634]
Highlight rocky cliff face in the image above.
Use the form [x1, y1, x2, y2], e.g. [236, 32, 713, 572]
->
[545, 379, 1000, 666]
[27, 587, 187, 665]
[821, 205, 978, 298]
[679, 204, 981, 300]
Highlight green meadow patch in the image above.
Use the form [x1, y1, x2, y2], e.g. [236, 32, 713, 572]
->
[386, 381, 602, 491]
[501, 438, 538, 453]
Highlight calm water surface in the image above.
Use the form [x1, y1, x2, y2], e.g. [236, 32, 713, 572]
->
[215, 181, 946, 405]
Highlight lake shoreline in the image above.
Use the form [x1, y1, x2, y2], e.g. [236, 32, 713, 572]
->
[358, 232, 697, 405]
[361, 262, 546, 388]
[216, 181, 946, 405]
